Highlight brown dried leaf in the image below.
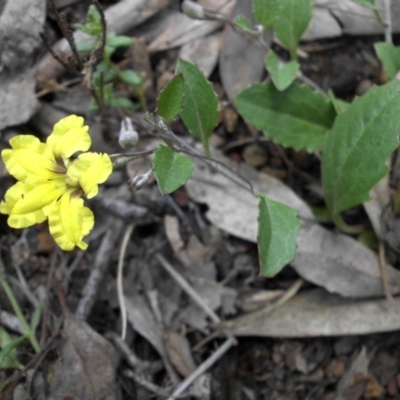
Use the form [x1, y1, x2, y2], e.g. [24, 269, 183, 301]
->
[220, 289, 400, 337]
[49, 313, 120, 400]
[165, 331, 197, 377]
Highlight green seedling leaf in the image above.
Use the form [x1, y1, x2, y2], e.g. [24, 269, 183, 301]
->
[233, 15, 258, 35]
[119, 70, 142, 86]
[76, 40, 97, 53]
[156, 74, 185, 122]
[0, 329, 24, 370]
[75, 5, 103, 36]
[265, 50, 299, 91]
[176, 60, 219, 155]
[374, 42, 400, 80]
[274, 0, 312, 59]
[353, 0, 378, 9]
[93, 62, 118, 86]
[328, 90, 351, 114]
[235, 82, 336, 151]
[113, 97, 139, 110]
[322, 80, 400, 218]
[153, 145, 194, 195]
[253, 0, 279, 29]
[106, 32, 134, 49]
[258, 194, 300, 277]
[31, 302, 44, 335]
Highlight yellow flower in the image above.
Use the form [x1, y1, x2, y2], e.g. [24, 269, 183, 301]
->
[0, 115, 112, 251]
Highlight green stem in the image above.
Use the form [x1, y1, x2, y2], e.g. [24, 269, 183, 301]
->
[0, 272, 41, 353]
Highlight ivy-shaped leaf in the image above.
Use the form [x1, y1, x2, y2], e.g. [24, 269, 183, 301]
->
[265, 50, 299, 91]
[156, 74, 185, 122]
[374, 42, 400, 80]
[176, 60, 219, 155]
[234, 82, 336, 152]
[153, 145, 194, 195]
[322, 80, 400, 218]
[258, 194, 300, 277]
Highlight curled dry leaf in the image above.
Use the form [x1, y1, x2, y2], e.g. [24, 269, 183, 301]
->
[185, 152, 400, 298]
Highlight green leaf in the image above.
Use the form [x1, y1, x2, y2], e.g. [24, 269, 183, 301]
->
[76, 40, 97, 53]
[322, 80, 400, 217]
[31, 302, 44, 335]
[106, 32, 134, 49]
[156, 74, 185, 122]
[273, 0, 313, 59]
[119, 69, 142, 86]
[112, 97, 139, 110]
[234, 82, 336, 151]
[328, 90, 351, 114]
[253, 0, 280, 29]
[0, 329, 24, 370]
[353, 0, 378, 9]
[75, 5, 103, 36]
[265, 50, 299, 91]
[233, 15, 258, 35]
[258, 194, 301, 277]
[374, 42, 400, 80]
[152, 145, 194, 195]
[176, 60, 219, 155]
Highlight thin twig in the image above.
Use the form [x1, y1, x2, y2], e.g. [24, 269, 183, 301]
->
[76, 220, 124, 319]
[168, 336, 236, 399]
[123, 369, 172, 397]
[47, 0, 83, 70]
[118, 224, 134, 340]
[111, 334, 164, 374]
[40, 248, 59, 347]
[92, 0, 107, 67]
[381, 0, 392, 43]
[156, 254, 220, 324]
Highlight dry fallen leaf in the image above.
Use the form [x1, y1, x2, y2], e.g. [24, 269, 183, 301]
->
[49, 313, 120, 400]
[148, 0, 234, 53]
[219, 0, 270, 101]
[220, 289, 400, 337]
[334, 347, 369, 400]
[165, 331, 197, 377]
[179, 31, 223, 78]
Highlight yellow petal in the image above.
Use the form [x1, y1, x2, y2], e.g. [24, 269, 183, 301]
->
[66, 153, 112, 198]
[47, 115, 91, 160]
[47, 193, 94, 251]
[10, 181, 66, 215]
[2, 135, 63, 182]
[0, 182, 47, 228]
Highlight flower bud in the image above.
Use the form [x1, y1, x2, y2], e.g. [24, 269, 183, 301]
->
[119, 117, 139, 150]
[129, 169, 152, 192]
